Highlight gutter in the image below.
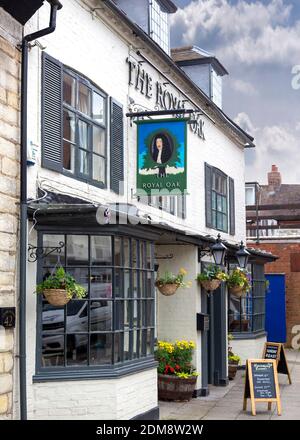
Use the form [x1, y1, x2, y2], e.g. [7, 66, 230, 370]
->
[102, 0, 255, 148]
[20, 0, 62, 420]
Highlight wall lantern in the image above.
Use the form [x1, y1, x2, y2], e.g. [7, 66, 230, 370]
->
[211, 234, 227, 266]
[236, 241, 250, 269]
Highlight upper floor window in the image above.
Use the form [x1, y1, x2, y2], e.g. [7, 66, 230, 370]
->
[245, 185, 256, 206]
[139, 194, 186, 219]
[62, 71, 107, 185]
[42, 53, 124, 194]
[149, 0, 170, 54]
[205, 163, 235, 235]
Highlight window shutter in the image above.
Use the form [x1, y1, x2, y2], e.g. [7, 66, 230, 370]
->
[41, 52, 63, 172]
[229, 177, 235, 235]
[205, 163, 212, 228]
[110, 98, 124, 194]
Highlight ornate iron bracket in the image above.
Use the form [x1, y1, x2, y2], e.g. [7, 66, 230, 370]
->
[27, 242, 65, 263]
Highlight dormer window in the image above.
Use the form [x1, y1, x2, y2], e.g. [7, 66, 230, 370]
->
[149, 0, 170, 54]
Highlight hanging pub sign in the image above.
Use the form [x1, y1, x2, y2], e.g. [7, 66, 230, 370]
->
[262, 342, 292, 384]
[136, 118, 187, 196]
[243, 359, 281, 416]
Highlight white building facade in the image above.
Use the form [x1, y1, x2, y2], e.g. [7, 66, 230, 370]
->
[0, 0, 275, 420]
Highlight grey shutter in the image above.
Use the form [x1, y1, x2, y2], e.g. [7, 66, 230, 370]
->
[205, 163, 212, 228]
[229, 177, 235, 235]
[110, 98, 124, 194]
[41, 52, 63, 172]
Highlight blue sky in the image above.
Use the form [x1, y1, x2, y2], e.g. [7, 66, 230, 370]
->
[170, 0, 300, 183]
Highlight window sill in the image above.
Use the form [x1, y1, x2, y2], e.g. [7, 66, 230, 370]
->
[33, 357, 158, 383]
[231, 331, 267, 340]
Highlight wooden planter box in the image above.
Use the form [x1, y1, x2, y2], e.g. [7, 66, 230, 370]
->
[158, 374, 197, 401]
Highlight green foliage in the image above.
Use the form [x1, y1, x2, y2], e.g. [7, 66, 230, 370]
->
[155, 340, 198, 378]
[228, 355, 241, 364]
[155, 268, 191, 289]
[227, 268, 251, 292]
[36, 267, 87, 300]
[196, 264, 228, 282]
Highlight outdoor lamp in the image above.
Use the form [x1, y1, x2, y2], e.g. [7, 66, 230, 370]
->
[211, 234, 227, 266]
[236, 241, 250, 269]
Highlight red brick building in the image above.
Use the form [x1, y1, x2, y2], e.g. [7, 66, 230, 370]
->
[246, 165, 300, 347]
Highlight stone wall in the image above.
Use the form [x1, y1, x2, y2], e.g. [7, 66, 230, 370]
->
[0, 7, 21, 419]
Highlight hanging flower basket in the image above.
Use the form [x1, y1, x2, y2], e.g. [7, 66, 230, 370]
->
[229, 285, 247, 297]
[155, 282, 179, 296]
[42, 289, 70, 306]
[200, 279, 221, 292]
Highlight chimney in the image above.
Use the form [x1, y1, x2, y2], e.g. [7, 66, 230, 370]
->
[268, 164, 282, 189]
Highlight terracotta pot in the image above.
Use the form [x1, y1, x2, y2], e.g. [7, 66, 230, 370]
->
[228, 363, 238, 380]
[43, 289, 70, 306]
[200, 279, 221, 292]
[155, 282, 179, 296]
[229, 285, 247, 297]
[158, 374, 197, 401]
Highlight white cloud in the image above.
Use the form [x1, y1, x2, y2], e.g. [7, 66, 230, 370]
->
[231, 79, 258, 96]
[238, 113, 300, 183]
[171, 0, 300, 66]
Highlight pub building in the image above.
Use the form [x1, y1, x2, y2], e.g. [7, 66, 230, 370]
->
[1, 0, 276, 420]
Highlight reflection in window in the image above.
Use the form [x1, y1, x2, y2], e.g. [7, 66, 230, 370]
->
[40, 234, 155, 369]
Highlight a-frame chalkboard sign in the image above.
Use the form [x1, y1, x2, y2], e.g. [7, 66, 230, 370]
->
[243, 359, 281, 416]
[262, 342, 292, 384]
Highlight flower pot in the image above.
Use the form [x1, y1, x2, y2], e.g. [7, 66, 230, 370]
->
[43, 289, 70, 306]
[155, 282, 179, 296]
[200, 279, 221, 292]
[229, 285, 247, 297]
[228, 363, 238, 380]
[158, 374, 197, 401]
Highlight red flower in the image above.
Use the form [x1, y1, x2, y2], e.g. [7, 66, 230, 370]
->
[169, 367, 175, 373]
[175, 364, 180, 371]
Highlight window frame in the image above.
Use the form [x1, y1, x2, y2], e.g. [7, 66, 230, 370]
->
[149, 0, 170, 54]
[34, 231, 156, 381]
[62, 67, 108, 189]
[228, 263, 267, 336]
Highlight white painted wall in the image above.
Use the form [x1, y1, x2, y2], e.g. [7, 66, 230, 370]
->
[231, 336, 267, 366]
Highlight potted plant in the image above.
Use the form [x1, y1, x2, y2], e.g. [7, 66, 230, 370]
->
[155, 340, 199, 401]
[196, 264, 228, 292]
[155, 268, 191, 296]
[36, 267, 87, 306]
[228, 334, 241, 380]
[227, 267, 251, 297]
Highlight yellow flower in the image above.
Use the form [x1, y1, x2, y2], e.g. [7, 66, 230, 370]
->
[179, 268, 187, 276]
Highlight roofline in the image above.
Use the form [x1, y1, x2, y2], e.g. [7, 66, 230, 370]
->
[102, 0, 255, 147]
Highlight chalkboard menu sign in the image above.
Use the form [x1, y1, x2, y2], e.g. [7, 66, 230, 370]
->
[251, 362, 276, 399]
[243, 359, 281, 416]
[262, 342, 292, 384]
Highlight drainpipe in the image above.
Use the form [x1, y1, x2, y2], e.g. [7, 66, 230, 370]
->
[20, 0, 62, 420]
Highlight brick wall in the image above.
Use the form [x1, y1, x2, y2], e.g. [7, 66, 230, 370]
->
[248, 241, 300, 347]
[0, 7, 21, 419]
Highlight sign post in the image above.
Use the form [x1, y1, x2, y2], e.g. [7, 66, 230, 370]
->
[243, 359, 281, 416]
[262, 342, 292, 384]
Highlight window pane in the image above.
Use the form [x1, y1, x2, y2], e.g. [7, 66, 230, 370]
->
[66, 334, 88, 366]
[124, 332, 130, 361]
[79, 149, 90, 176]
[78, 82, 91, 115]
[147, 329, 154, 355]
[90, 300, 112, 331]
[124, 270, 132, 298]
[67, 235, 88, 265]
[91, 236, 112, 266]
[133, 300, 140, 328]
[93, 125, 105, 155]
[66, 300, 88, 333]
[114, 237, 122, 266]
[90, 268, 112, 299]
[115, 269, 123, 298]
[90, 334, 112, 365]
[63, 110, 75, 142]
[217, 195, 223, 212]
[114, 333, 123, 363]
[42, 334, 64, 367]
[93, 92, 105, 124]
[63, 73, 76, 107]
[146, 242, 153, 269]
[63, 141, 75, 173]
[43, 234, 65, 267]
[42, 303, 65, 333]
[132, 239, 138, 268]
[92, 154, 105, 183]
[78, 120, 89, 149]
[124, 300, 131, 330]
[212, 191, 216, 210]
[132, 270, 139, 298]
[115, 300, 124, 330]
[123, 238, 130, 267]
